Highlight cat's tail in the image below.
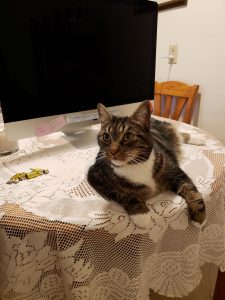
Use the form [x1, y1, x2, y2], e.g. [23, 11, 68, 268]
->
[180, 132, 205, 146]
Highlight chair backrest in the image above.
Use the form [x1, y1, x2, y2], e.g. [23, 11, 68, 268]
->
[153, 81, 199, 124]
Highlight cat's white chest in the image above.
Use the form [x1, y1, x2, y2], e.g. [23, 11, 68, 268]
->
[113, 151, 156, 192]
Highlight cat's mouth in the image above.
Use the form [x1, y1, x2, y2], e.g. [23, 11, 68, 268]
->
[111, 159, 126, 168]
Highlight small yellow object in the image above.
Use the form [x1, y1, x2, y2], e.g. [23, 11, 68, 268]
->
[7, 172, 27, 184]
[7, 168, 49, 184]
[26, 168, 49, 179]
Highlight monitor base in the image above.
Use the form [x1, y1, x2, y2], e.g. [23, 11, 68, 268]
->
[62, 124, 100, 149]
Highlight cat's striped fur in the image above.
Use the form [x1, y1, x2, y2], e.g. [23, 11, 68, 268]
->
[87, 100, 206, 224]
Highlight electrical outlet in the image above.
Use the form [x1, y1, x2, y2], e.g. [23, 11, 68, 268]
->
[168, 44, 178, 64]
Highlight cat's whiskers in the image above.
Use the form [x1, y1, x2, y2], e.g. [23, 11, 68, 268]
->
[95, 152, 107, 164]
[96, 151, 105, 159]
[129, 160, 153, 173]
[125, 152, 158, 176]
[126, 156, 154, 173]
[127, 152, 150, 164]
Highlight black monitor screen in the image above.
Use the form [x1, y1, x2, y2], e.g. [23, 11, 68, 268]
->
[0, 0, 158, 123]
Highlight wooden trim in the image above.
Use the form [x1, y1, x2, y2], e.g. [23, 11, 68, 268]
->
[158, 0, 187, 11]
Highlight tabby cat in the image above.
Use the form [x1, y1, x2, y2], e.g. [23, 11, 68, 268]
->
[87, 100, 206, 224]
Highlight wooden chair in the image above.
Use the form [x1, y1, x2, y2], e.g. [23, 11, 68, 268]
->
[153, 81, 199, 124]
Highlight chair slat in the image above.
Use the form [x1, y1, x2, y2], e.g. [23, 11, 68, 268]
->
[172, 97, 186, 120]
[153, 94, 161, 116]
[162, 96, 172, 118]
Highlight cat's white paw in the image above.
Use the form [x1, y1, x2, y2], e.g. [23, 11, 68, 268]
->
[130, 212, 152, 229]
[179, 131, 206, 146]
[192, 219, 206, 228]
[188, 134, 206, 146]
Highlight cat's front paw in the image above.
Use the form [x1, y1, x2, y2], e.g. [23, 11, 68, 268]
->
[125, 199, 149, 215]
[189, 199, 206, 225]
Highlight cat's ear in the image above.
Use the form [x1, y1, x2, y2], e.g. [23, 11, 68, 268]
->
[132, 100, 152, 128]
[97, 103, 112, 125]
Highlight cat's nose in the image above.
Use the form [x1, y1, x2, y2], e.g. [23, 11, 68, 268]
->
[110, 148, 119, 155]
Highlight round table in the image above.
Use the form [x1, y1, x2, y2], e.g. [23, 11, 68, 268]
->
[0, 120, 225, 299]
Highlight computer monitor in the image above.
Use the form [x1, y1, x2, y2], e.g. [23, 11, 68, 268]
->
[0, 0, 158, 148]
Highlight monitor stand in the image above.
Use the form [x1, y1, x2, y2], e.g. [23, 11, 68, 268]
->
[0, 120, 100, 156]
[61, 120, 100, 149]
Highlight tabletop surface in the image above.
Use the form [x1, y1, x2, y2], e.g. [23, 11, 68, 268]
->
[0, 120, 225, 300]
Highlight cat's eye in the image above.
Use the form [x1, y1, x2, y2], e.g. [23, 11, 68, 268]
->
[124, 132, 134, 142]
[103, 132, 111, 143]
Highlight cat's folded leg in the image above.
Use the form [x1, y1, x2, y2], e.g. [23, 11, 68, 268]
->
[169, 169, 206, 225]
[186, 196, 206, 226]
[177, 184, 206, 225]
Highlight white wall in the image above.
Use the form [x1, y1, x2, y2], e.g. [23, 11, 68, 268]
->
[155, 0, 225, 145]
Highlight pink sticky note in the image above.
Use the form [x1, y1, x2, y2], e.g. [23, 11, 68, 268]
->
[35, 123, 53, 137]
[35, 115, 67, 137]
[50, 115, 67, 131]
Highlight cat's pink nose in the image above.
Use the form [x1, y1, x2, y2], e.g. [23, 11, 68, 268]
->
[110, 148, 119, 155]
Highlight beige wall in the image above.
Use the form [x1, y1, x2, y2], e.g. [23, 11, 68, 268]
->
[155, 0, 225, 145]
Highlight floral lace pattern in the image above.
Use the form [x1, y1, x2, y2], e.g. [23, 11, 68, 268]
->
[144, 244, 202, 298]
[0, 123, 225, 299]
[0, 229, 93, 300]
[87, 193, 188, 243]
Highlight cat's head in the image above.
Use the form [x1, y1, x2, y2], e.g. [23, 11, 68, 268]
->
[97, 100, 153, 167]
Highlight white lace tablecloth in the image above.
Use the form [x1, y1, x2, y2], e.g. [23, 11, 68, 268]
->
[0, 121, 225, 300]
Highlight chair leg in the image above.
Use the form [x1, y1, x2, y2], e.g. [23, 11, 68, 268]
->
[213, 270, 225, 300]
